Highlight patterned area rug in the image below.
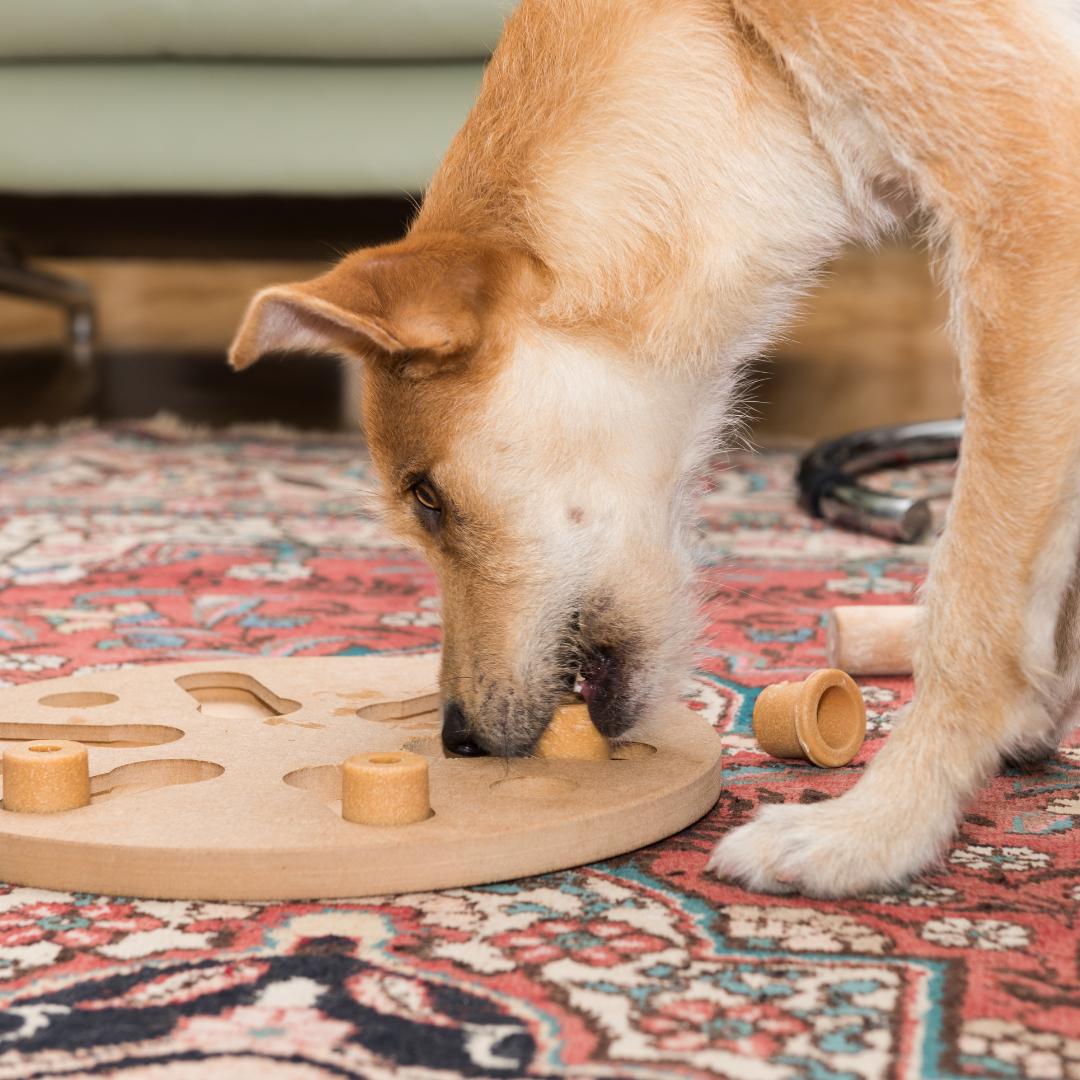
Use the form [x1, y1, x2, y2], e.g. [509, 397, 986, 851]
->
[0, 420, 1076, 1080]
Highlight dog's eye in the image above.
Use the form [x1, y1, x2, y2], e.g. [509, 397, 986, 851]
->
[412, 480, 441, 513]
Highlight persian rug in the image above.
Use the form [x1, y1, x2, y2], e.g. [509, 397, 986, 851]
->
[0, 419, 1076, 1080]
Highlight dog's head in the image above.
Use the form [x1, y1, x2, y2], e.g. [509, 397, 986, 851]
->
[230, 232, 708, 756]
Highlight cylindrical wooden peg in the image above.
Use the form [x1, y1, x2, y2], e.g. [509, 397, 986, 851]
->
[753, 669, 866, 768]
[3, 740, 91, 813]
[827, 605, 918, 675]
[535, 700, 611, 760]
[342, 750, 430, 826]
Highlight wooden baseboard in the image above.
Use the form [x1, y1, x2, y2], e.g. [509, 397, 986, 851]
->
[0, 241, 962, 439]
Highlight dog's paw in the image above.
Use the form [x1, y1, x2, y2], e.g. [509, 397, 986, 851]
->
[707, 795, 939, 898]
[705, 805, 804, 894]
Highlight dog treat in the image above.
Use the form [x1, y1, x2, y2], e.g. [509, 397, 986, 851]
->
[535, 701, 611, 760]
[827, 605, 918, 675]
[753, 668, 866, 768]
[341, 749, 430, 826]
[3, 740, 91, 813]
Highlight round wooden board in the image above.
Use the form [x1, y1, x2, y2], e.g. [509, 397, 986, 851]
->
[0, 655, 723, 900]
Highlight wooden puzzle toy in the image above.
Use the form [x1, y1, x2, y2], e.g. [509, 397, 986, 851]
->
[753, 668, 866, 767]
[827, 604, 918, 675]
[0, 654, 722, 901]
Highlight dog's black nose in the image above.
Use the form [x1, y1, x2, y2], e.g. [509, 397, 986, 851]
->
[441, 699, 489, 756]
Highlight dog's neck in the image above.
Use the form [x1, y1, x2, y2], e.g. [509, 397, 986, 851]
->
[416, 0, 867, 377]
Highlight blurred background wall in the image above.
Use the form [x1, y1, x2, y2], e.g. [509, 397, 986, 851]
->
[0, 0, 962, 443]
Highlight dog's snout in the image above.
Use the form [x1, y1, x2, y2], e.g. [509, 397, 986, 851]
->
[441, 699, 490, 757]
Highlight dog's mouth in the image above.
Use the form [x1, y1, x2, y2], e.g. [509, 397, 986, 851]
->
[440, 619, 641, 758]
[577, 646, 629, 737]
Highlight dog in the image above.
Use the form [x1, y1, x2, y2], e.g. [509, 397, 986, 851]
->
[229, 0, 1080, 897]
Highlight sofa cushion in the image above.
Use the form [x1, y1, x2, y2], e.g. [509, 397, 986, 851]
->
[0, 0, 510, 61]
[0, 63, 483, 195]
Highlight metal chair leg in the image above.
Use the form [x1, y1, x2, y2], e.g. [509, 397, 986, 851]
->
[0, 242, 98, 420]
[0, 243, 96, 369]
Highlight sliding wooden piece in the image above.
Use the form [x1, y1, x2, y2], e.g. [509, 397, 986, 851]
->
[342, 750, 430, 826]
[3, 740, 90, 813]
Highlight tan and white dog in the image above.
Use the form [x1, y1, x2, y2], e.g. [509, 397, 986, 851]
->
[229, 0, 1080, 897]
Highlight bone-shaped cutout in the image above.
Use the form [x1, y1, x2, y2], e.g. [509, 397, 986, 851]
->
[90, 759, 224, 803]
[355, 692, 441, 722]
[175, 673, 301, 721]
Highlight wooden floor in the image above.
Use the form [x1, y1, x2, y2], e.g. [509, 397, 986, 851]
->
[0, 242, 962, 440]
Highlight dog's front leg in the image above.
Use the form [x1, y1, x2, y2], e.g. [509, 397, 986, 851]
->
[710, 0, 1080, 896]
[711, 389, 1080, 895]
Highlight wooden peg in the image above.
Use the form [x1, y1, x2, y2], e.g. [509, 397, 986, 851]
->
[753, 668, 866, 768]
[3, 740, 91, 813]
[535, 701, 611, 760]
[827, 604, 918, 675]
[341, 749, 430, 826]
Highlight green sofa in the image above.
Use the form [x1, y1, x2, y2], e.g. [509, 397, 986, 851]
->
[0, 0, 508, 364]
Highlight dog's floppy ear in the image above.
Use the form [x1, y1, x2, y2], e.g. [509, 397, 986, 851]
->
[228, 239, 489, 372]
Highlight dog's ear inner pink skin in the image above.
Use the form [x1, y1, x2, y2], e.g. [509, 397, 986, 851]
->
[229, 235, 507, 372]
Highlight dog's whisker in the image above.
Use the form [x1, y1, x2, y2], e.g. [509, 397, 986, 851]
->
[706, 582, 783, 607]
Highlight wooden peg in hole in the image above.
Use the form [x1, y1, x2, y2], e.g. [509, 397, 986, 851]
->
[3, 740, 91, 813]
[535, 700, 611, 760]
[341, 750, 430, 826]
[827, 604, 918, 675]
[753, 669, 866, 768]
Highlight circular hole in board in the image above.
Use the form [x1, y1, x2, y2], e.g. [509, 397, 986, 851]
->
[490, 776, 580, 797]
[611, 742, 657, 760]
[38, 692, 118, 709]
[29, 744, 63, 753]
[353, 808, 437, 825]
[283, 764, 340, 802]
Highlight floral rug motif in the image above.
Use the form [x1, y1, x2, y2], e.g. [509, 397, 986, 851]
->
[0, 421, 1076, 1080]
